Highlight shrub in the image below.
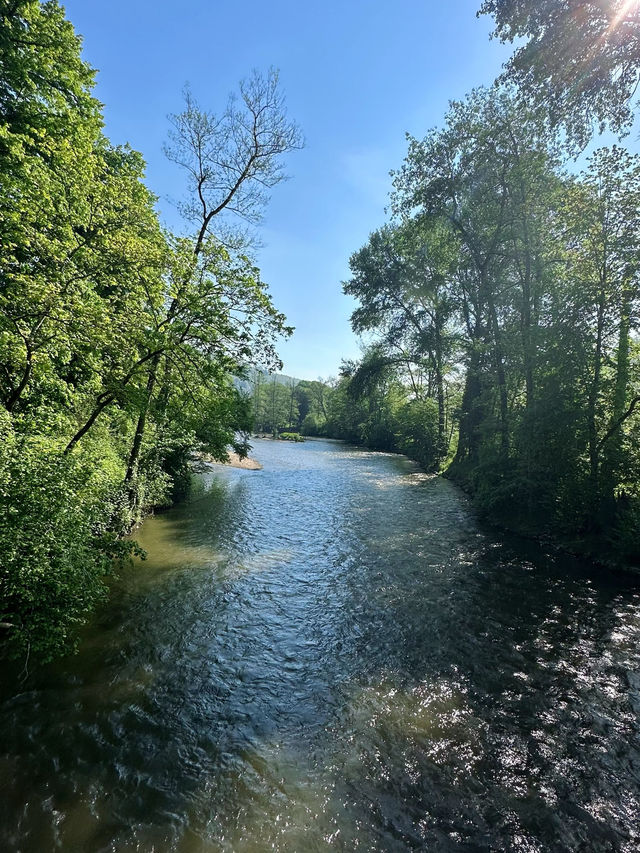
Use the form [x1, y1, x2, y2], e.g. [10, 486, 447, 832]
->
[279, 432, 305, 442]
[0, 416, 142, 662]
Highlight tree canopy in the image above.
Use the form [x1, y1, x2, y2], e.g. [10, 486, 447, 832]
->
[336, 85, 640, 563]
[480, 0, 640, 145]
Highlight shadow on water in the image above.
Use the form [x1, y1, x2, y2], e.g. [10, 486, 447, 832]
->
[1, 439, 640, 851]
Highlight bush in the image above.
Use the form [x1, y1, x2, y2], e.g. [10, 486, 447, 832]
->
[0, 416, 142, 662]
[279, 432, 304, 442]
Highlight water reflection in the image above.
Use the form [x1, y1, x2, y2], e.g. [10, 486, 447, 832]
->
[1, 439, 640, 851]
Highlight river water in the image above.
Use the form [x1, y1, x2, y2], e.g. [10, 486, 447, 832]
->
[2, 438, 640, 852]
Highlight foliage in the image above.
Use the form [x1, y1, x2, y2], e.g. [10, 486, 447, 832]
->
[345, 219, 458, 463]
[393, 397, 442, 472]
[479, 0, 640, 146]
[320, 358, 444, 471]
[249, 373, 300, 435]
[0, 412, 143, 661]
[341, 85, 640, 564]
[0, 3, 300, 662]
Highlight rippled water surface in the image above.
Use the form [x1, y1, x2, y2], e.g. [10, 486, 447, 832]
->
[2, 438, 640, 851]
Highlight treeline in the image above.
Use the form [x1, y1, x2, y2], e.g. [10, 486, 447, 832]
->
[280, 1, 640, 569]
[0, 2, 301, 660]
[245, 367, 449, 472]
[338, 87, 640, 564]
[246, 371, 331, 436]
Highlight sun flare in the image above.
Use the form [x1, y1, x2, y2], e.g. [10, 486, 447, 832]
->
[609, 0, 640, 32]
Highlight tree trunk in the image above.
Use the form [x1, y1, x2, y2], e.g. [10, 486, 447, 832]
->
[587, 290, 606, 516]
[602, 285, 631, 498]
[434, 308, 446, 455]
[5, 344, 32, 412]
[487, 291, 509, 456]
[63, 348, 164, 453]
[453, 345, 483, 468]
[520, 249, 534, 412]
[124, 360, 159, 510]
[64, 392, 115, 453]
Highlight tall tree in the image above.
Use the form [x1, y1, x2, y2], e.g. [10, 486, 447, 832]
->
[0, 5, 303, 660]
[559, 147, 640, 515]
[120, 70, 302, 504]
[344, 219, 458, 459]
[392, 87, 559, 467]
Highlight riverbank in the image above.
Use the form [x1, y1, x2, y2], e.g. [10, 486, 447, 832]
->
[444, 464, 640, 577]
[317, 432, 640, 576]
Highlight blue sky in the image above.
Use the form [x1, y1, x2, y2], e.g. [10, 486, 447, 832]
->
[61, 2, 535, 379]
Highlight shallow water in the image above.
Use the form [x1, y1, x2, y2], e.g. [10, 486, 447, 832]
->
[1, 438, 640, 851]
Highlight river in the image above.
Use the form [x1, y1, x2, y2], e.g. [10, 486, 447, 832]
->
[1, 438, 640, 851]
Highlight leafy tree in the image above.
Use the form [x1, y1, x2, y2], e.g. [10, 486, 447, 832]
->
[118, 70, 301, 505]
[344, 219, 458, 460]
[342, 81, 640, 561]
[0, 1, 160, 419]
[394, 397, 442, 471]
[392, 87, 559, 468]
[0, 410, 141, 662]
[558, 147, 640, 518]
[324, 373, 368, 444]
[0, 4, 302, 662]
[251, 374, 298, 435]
[480, 0, 640, 145]
[296, 379, 332, 434]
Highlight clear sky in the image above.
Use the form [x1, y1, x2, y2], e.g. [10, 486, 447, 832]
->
[60, 2, 526, 379]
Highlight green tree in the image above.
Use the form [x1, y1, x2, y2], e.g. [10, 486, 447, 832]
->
[392, 87, 559, 470]
[344, 219, 458, 460]
[558, 147, 640, 519]
[118, 70, 302, 506]
[296, 379, 332, 434]
[0, 5, 302, 661]
[480, 0, 640, 145]
[0, 2, 166, 420]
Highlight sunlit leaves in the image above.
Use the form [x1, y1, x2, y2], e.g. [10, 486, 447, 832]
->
[480, 0, 640, 146]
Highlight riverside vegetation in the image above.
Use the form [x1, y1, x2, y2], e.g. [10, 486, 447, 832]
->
[268, 1, 640, 572]
[2, 0, 640, 666]
[257, 118, 640, 569]
[0, 1, 302, 662]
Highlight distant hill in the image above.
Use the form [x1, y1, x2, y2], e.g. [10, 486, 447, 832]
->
[233, 367, 301, 395]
